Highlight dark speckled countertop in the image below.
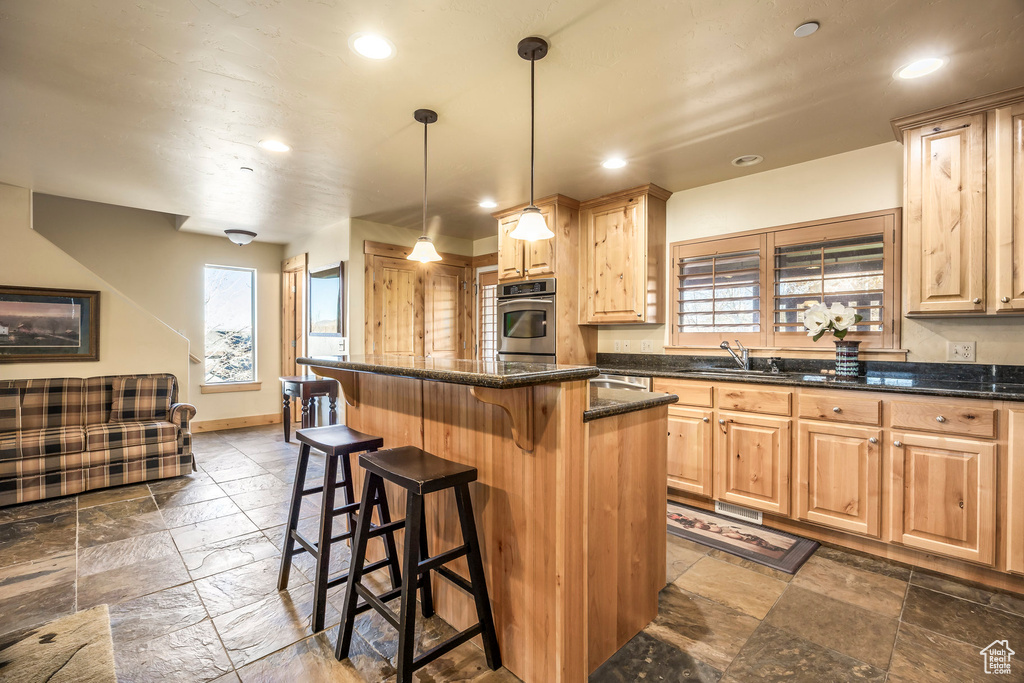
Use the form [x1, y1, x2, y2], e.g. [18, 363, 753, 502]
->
[583, 387, 679, 422]
[298, 355, 599, 389]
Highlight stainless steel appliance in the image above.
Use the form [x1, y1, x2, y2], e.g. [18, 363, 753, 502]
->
[590, 374, 653, 391]
[497, 278, 556, 363]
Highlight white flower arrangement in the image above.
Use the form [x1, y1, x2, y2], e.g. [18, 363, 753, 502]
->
[801, 301, 863, 341]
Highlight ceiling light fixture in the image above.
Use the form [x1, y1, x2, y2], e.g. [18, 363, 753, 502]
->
[793, 21, 819, 38]
[894, 57, 947, 80]
[510, 36, 554, 242]
[479, 200, 498, 209]
[349, 33, 395, 60]
[225, 229, 257, 246]
[407, 109, 442, 264]
[731, 154, 764, 167]
[258, 139, 290, 153]
[602, 157, 628, 169]
[240, 166, 254, 172]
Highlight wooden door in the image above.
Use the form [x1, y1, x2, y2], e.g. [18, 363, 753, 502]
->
[714, 413, 791, 515]
[796, 422, 882, 538]
[991, 102, 1024, 311]
[888, 431, 996, 565]
[1008, 409, 1024, 574]
[281, 254, 307, 376]
[584, 195, 647, 322]
[477, 270, 499, 361]
[667, 406, 713, 497]
[424, 263, 466, 359]
[523, 204, 556, 277]
[370, 257, 423, 356]
[497, 215, 524, 281]
[905, 114, 987, 313]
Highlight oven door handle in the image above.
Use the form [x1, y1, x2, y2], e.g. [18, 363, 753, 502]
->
[497, 298, 555, 307]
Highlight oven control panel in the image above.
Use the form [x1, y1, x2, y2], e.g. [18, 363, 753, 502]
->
[499, 278, 556, 298]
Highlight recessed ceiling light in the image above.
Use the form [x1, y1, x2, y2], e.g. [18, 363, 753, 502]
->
[349, 33, 395, 60]
[731, 154, 763, 167]
[602, 157, 628, 169]
[479, 200, 498, 209]
[895, 57, 947, 80]
[793, 21, 819, 38]
[258, 139, 291, 153]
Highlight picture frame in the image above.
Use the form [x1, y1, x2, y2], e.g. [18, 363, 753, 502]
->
[0, 286, 100, 362]
[308, 262, 344, 337]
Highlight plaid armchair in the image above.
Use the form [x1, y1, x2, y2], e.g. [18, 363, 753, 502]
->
[0, 373, 196, 507]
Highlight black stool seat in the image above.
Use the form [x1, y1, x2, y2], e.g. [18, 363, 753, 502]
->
[360, 446, 476, 495]
[296, 425, 383, 454]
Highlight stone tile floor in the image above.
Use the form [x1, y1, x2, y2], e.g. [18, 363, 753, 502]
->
[1, 423, 1023, 681]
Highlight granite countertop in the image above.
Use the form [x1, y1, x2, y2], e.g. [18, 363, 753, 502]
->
[584, 387, 679, 422]
[298, 355, 599, 389]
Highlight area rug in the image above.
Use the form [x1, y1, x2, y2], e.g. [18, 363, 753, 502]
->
[667, 501, 818, 574]
[0, 605, 117, 683]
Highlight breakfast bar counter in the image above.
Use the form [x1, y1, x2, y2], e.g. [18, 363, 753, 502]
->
[299, 355, 669, 682]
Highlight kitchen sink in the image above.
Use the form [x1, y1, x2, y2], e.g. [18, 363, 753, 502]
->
[687, 367, 774, 375]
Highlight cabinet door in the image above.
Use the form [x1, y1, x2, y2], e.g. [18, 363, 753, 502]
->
[1007, 409, 1024, 574]
[370, 257, 424, 356]
[424, 263, 466, 359]
[888, 431, 996, 566]
[905, 114, 987, 313]
[667, 407, 713, 497]
[991, 103, 1024, 311]
[584, 195, 646, 322]
[524, 205, 556, 276]
[497, 215, 524, 281]
[796, 422, 882, 538]
[714, 413, 791, 515]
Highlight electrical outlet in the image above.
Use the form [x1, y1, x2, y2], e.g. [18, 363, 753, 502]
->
[947, 341, 976, 362]
[641, 340, 654, 353]
[613, 340, 621, 352]
[621, 340, 631, 353]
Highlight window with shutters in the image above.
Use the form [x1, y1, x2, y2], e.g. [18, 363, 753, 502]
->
[669, 210, 900, 350]
[477, 269, 499, 361]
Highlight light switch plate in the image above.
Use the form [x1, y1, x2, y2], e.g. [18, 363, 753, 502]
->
[613, 340, 622, 352]
[947, 341, 976, 362]
[641, 340, 654, 353]
[621, 340, 631, 353]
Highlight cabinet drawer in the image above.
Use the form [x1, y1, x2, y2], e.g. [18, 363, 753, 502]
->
[890, 400, 997, 438]
[798, 392, 881, 426]
[717, 386, 791, 416]
[653, 379, 713, 408]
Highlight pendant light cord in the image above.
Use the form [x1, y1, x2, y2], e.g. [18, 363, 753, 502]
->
[422, 119, 428, 237]
[529, 53, 535, 207]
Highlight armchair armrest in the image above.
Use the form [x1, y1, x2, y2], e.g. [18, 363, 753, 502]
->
[169, 403, 198, 430]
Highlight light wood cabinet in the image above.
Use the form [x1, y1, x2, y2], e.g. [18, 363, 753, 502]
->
[796, 421, 882, 538]
[989, 101, 1024, 312]
[579, 184, 670, 324]
[888, 431, 996, 566]
[666, 406, 713, 497]
[424, 263, 469, 359]
[1006, 409, 1024, 574]
[496, 205, 556, 281]
[497, 215, 524, 280]
[715, 412, 791, 515]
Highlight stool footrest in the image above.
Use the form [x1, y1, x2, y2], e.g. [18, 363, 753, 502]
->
[413, 624, 483, 671]
[366, 518, 405, 538]
[325, 557, 393, 589]
[331, 500, 359, 517]
[354, 583, 401, 629]
[328, 529, 354, 544]
[289, 531, 317, 557]
[435, 565, 474, 594]
[300, 485, 324, 496]
[418, 545, 468, 575]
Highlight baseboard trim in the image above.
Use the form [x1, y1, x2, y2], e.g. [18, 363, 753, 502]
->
[192, 413, 281, 433]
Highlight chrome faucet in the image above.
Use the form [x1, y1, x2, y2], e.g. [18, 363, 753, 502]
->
[720, 340, 750, 370]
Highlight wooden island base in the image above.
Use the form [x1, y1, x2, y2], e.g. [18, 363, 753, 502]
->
[313, 369, 667, 683]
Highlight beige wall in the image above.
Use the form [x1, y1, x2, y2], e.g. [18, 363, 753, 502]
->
[596, 142, 1024, 365]
[0, 184, 191, 398]
[32, 194, 284, 421]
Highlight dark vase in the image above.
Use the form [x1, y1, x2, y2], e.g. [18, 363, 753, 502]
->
[834, 339, 861, 380]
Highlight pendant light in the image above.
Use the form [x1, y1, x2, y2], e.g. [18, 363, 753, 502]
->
[509, 36, 554, 242]
[407, 108, 443, 263]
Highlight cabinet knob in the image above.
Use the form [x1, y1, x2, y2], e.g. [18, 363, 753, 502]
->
[973, 297, 982, 304]
[637, 312, 643, 318]
[936, 415, 946, 423]
[868, 437, 878, 444]
[832, 406, 842, 414]
[894, 440, 903, 447]
[702, 417, 710, 423]
[1002, 296, 1011, 303]
[619, 274, 623, 280]
[718, 419, 727, 425]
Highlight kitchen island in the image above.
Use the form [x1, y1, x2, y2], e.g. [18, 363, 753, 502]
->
[299, 355, 676, 682]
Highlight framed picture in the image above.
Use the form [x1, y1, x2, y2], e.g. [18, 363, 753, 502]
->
[308, 262, 344, 336]
[0, 286, 100, 363]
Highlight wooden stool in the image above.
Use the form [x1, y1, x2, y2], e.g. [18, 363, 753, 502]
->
[280, 376, 339, 443]
[277, 425, 402, 633]
[334, 446, 502, 681]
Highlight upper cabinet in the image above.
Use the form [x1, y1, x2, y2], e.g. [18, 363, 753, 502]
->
[894, 86, 1024, 316]
[495, 199, 565, 281]
[579, 184, 671, 324]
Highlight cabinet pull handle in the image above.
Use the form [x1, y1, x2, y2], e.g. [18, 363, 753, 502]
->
[1002, 296, 1011, 303]
[973, 297, 982, 304]
[702, 417, 710, 423]
[832, 406, 842, 413]
[935, 415, 946, 423]
[868, 437, 878, 444]
[637, 312, 643, 317]
[894, 440, 903, 447]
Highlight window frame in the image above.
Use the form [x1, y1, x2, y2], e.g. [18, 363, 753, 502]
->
[203, 264, 258, 385]
[668, 208, 901, 351]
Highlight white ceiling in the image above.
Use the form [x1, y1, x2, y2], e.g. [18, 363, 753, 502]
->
[1, 1, 1022, 243]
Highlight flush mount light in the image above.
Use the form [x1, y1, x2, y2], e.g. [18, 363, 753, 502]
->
[479, 200, 498, 209]
[793, 21, 819, 38]
[895, 57, 947, 80]
[407, 109, 442, 264]
[258, 139, 290, 153]
[731, 154, 764, 167]
[349, 33, 395, 60]
[225, 229, 257, 246]
[510, 36, 555, 242]
[602, 157, 628, 169]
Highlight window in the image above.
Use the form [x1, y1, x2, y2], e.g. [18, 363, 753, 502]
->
[308, 263, 344, 336]
[477, 269, 499, 361]
[204, 265, 256, 383]
[669, 210, 900, 349]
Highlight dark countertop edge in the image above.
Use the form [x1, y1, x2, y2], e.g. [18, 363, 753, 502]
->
[598, 366, 1024, 402]
[584, 391, 679, 423]
[298, 358, 600, 389]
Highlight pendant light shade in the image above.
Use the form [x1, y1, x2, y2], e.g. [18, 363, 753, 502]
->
[407, 108, 443, 264]
[511, 36, 554, 242]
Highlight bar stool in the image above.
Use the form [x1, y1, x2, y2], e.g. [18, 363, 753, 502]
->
[334, 446, 502, 682]
[278, 425, 403, 633]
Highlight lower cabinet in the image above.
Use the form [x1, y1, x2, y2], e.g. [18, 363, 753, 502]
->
[888, 431, 997, 566]
[714, 413, 791, 515]
[795, 422, 882, 538]
[666, 406, 713, 497]
[1008, 409, 1024, 575]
